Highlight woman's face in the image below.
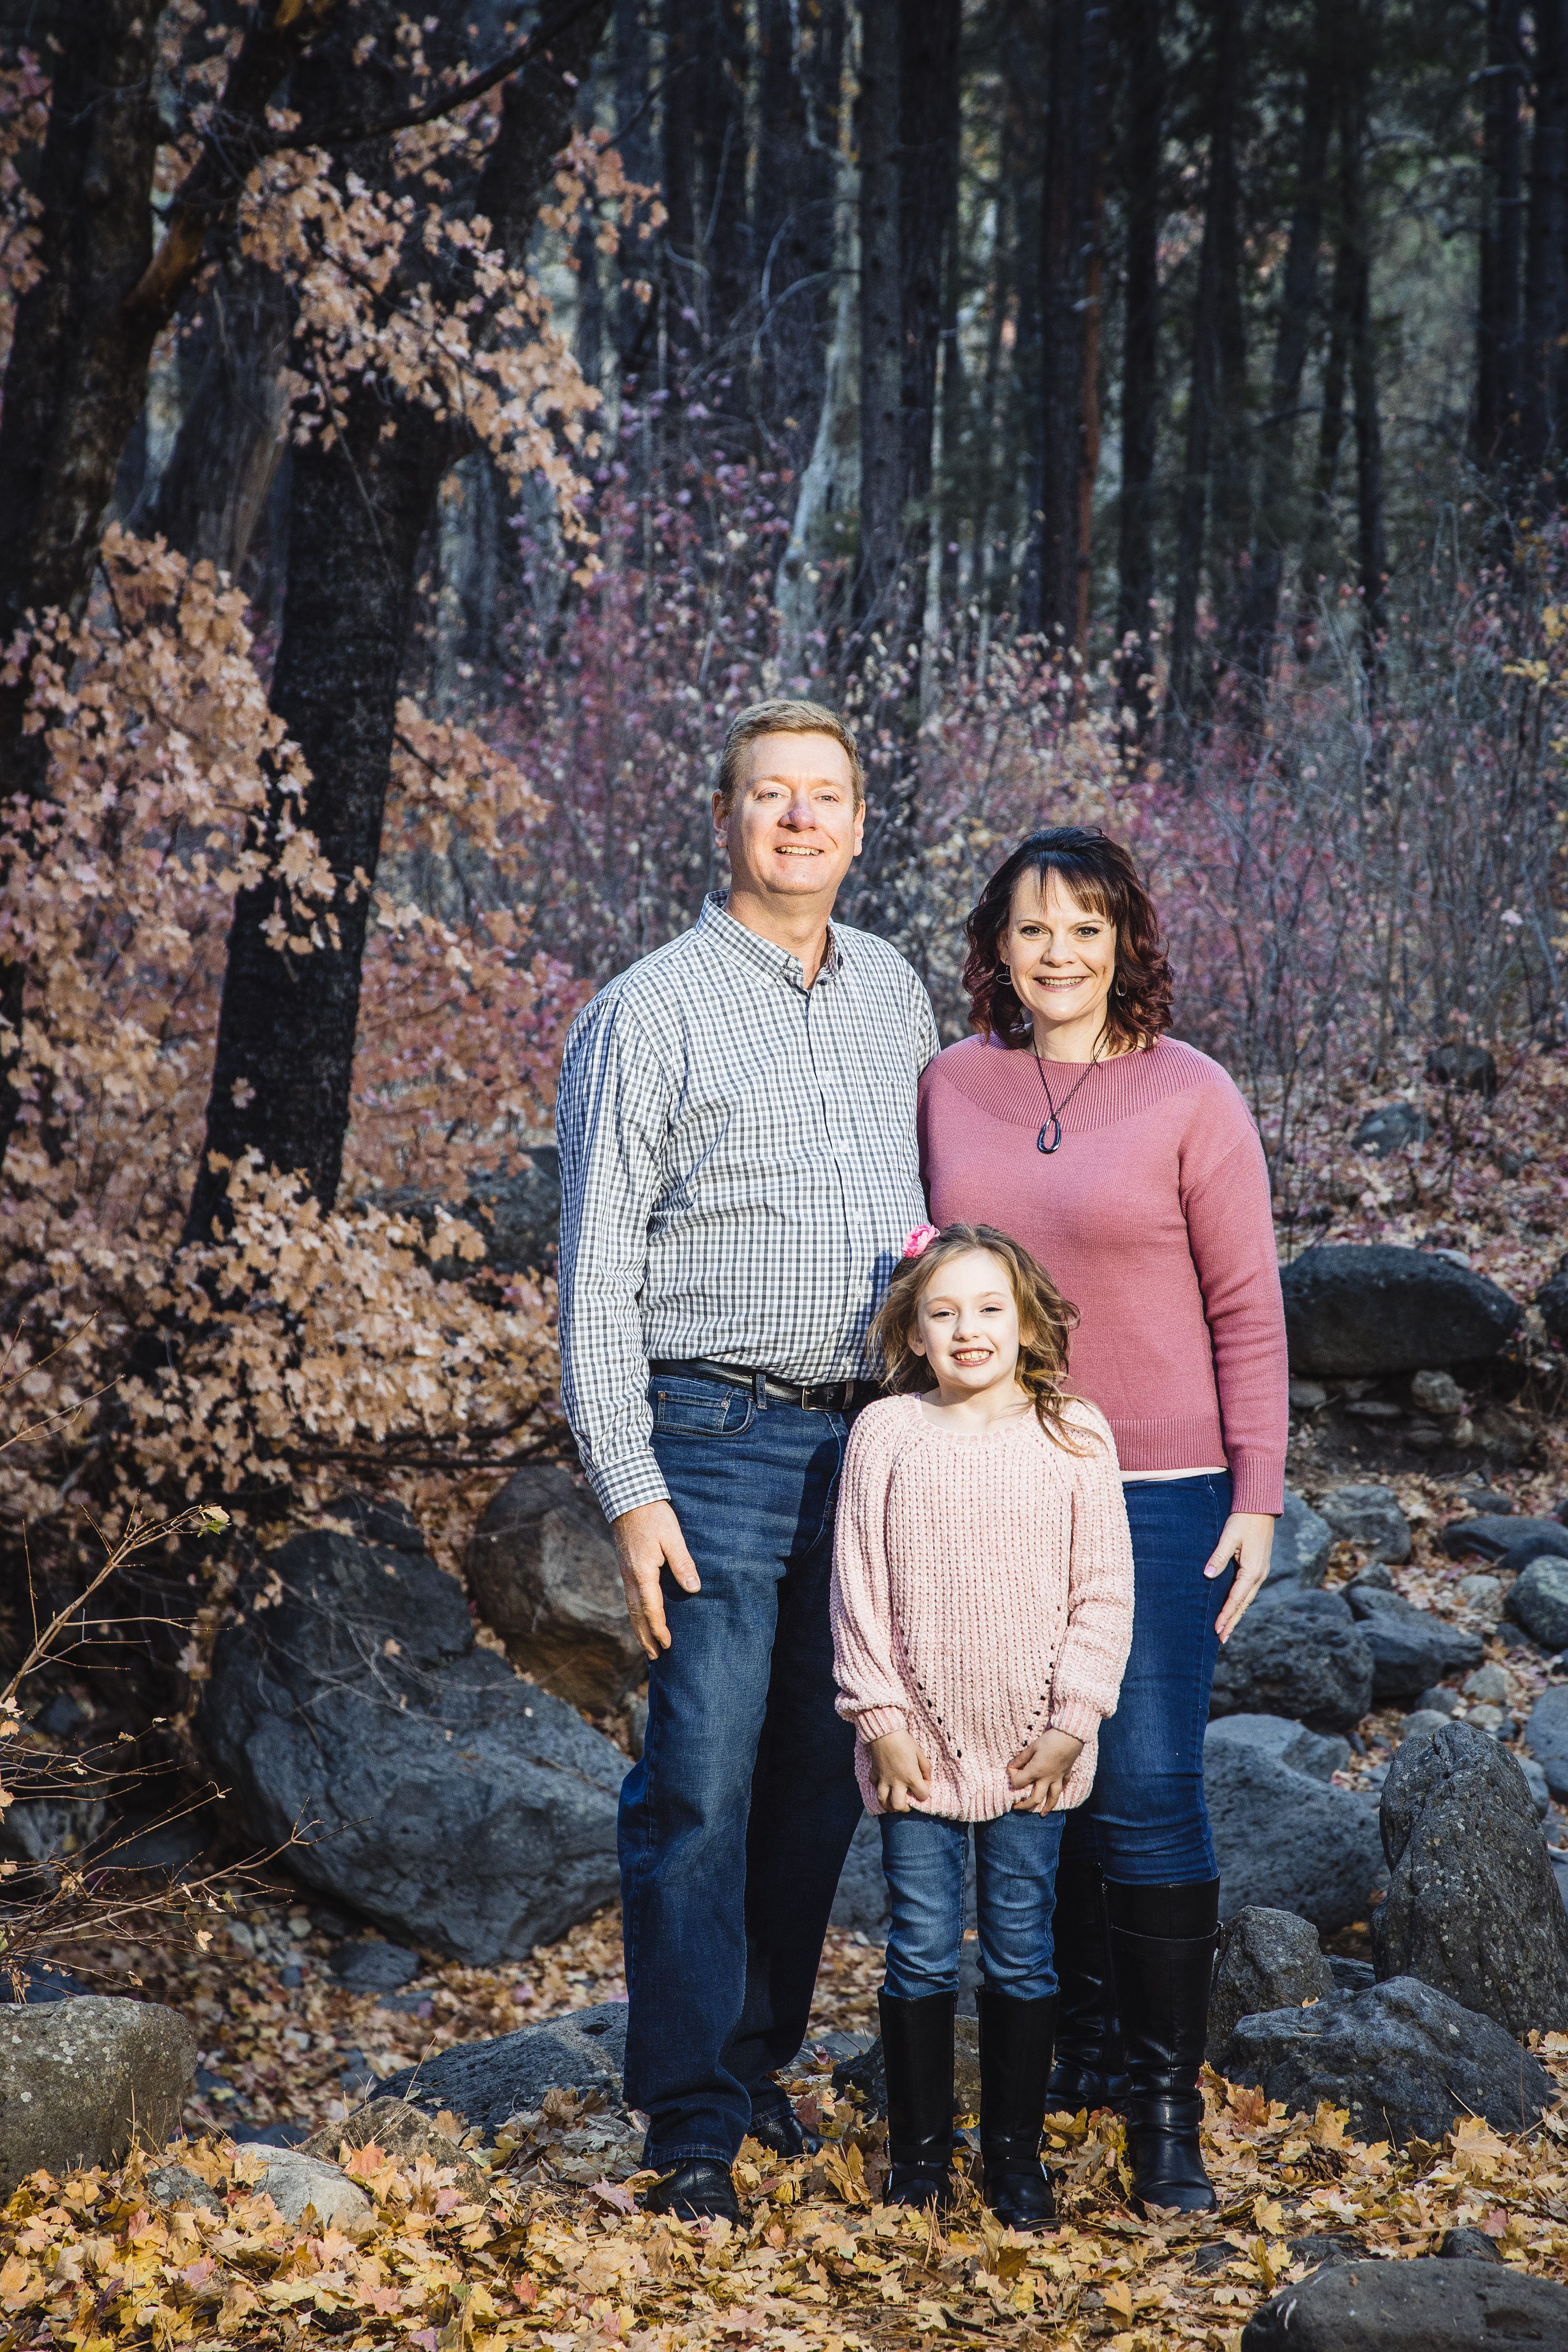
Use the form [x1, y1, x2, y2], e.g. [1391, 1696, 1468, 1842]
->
[999, 868, 1117, 1046]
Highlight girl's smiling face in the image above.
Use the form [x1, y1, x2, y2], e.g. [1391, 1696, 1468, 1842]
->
[906, 1246, 1023, 1401]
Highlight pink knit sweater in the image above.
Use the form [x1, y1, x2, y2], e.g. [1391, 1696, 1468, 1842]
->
[918, 1036, 1288, 1517]
[830, 1394, 1136, 1822]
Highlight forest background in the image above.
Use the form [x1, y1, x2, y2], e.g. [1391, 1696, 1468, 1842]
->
[1, 0, 1566, 1702]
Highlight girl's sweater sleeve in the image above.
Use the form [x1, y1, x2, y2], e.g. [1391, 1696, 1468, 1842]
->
[1046, 1408, 1137, 1752]
[830, 1409, 911, 1743]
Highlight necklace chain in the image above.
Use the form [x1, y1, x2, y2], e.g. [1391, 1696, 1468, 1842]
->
[1033, 1039, 1103, 1155]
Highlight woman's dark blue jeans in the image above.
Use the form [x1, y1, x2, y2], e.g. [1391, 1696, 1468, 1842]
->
[1061, 1472, 1235, 1885]
[618, 1374, 864, 2167]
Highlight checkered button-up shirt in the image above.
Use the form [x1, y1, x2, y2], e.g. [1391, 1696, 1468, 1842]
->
[556, 893, 939, 1520]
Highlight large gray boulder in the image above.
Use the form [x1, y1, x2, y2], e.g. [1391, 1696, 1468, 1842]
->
[1209, 1589, 1374, 1733]
[465, 1466, 645, 1710]
[1241, 2257, 1568, 2351]
[1263, 1491, 1333, 1599]
[1227, 1975, 1553, 2145]
[1373, 1720, 1568, 2034]
[1438, 1512, 1568, 1568]
[200, 1530, 629, 1965]
[372, 2002, 629, 2133]
[1204, 1729, 1385, 1933]
[1207, 1907, 1332, 2074]
[1204, 1713, 1350, 1782]
[1526, 1683, 1568, 1799]
[1318, 1483, 1411, 1564]
[1506, 1558, 1568, 1652]
[1343, 1585, 1483, 1702]
[1280, 1244, 1521, 1376]
[0, 1996, 196, 2192]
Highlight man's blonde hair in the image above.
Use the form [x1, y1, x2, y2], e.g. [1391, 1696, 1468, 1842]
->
[714, 699, 864, 811]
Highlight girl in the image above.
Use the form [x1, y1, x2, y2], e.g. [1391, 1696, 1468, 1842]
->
[831, 1221, 1135, 2227]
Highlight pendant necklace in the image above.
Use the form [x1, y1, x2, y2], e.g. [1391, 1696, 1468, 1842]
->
[1033, 1039, 1104, 1155]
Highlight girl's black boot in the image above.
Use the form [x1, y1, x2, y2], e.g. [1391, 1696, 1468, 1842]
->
[1105, 1878, 1219, 2216]
[1045, 1853, 1128, 2112]
[977, 1988, 1058, 2231]
[879, 1989, 956, 2210]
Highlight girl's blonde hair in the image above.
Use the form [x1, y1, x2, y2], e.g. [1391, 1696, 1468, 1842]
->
[872, 1222, 1089, 1447]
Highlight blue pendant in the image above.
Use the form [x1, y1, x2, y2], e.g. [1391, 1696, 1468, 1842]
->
[1037, 1117, 1062, 1155]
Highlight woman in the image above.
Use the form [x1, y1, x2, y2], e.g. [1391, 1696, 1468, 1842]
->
[918, 825, 1287, 2215]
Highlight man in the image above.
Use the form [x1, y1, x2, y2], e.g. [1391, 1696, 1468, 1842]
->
[556, 698, 939, 2220]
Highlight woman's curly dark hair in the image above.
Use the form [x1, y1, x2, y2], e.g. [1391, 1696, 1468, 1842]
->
[962, 825, 1173, 1051]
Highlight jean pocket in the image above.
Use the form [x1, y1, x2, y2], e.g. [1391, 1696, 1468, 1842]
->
[650, 1378, 755, 1436]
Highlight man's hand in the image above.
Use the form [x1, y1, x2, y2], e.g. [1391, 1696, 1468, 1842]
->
[1007, 1728, 1084, 1814]
[868, 1730, 931, 1813]
[612, 1500, 701, 1659]
[1207, 1511, 1276, 1642]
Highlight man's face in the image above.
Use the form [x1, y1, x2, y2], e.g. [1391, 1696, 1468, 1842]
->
[714, 731, 865, 904]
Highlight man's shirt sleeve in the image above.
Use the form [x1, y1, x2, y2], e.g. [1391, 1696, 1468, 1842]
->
[556, 993, 674, 1521]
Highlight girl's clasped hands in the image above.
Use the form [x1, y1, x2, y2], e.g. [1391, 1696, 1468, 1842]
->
[868, 1724, 1083, 1815]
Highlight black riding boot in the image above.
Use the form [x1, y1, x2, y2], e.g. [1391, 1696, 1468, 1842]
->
[1105, 1878, 1219, 2216]
[879, 1989, 956, 2210]
[977, 1988, 1058, 2231]
[1045, 1852, 1128, 2113]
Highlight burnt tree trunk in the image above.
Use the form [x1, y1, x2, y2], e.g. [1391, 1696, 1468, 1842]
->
[1114, 0, 1163, 736]
[1235, 13, 1334, 694]
[1033, 0, 1111, 654]
[898, 0, 961, 564]
[148, 255, 293, 579]
[1476, 0, 1524, 478]
[660, 0, 702, 372]
[1341, 66, 1386, 665]
[856, 0, 903, 627]
[755, 0, 844, 457]
[1521, 0, 1568, 490]
[700, 0, 752, 345]
[1296, 206, 1354, 657]
[185, 1, 613, 1238]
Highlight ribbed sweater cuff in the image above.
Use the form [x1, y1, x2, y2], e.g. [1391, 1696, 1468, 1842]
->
[1227, 1454, 1285, 1517]
[854, 1707, 910, 1743]
[1045, 1698, 1104, 1748]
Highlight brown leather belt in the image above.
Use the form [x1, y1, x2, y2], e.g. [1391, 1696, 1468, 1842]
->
[650, 1359, 881, 1414]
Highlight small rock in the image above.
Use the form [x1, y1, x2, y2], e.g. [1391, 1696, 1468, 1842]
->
[1208, 1589, 1374, 1734]
[1414, 1685, 1461, 1716]
[1207, 1908, 1332, 2075]
[1440, 1513, 1568, 1567]
[1240, 2253, 1567, 2350]
[1326, 1956, 1375, 1992]
[1526, 1685, 1568, 1798]
[146, 2162, 225, 2216]
[1227, 1975, 1553, 2145]
[1426, 1041, 1498, 1098]
[280, 1966, 303, 1990]
[330, 1941, 421, 1994]
[1520, 1756, 1551, 1815]
[1463, 1701, 1509, 1734]
[1262, 1490, 1333, 1598]
[1203, 1732, 1385, 1934]
[1451, 1483, 1513, 1515]
[1288, 1379, 1329, 1412]
[1399, 1710, 1454, 1744]
[1320, 1484, 1412, 1564]
[1348, 1560, 1394, 1591]
[465, 1466, 647, 1710]
[1281, 1244, 1520, 1378]
[1436, 2227, 1504, 2264]
[1455, 1573, 1503, 1615]
[238, 2147, 373, 2230]
[1354, 1103, 1428, 1157]
[1410, 1369, 1465, 1419]
[1506, 1557, 1568, 1651]
[1374, 1721, 1568, 2034]
[1342, 1585, 1484, 1702]
[0, 1996, 197, 2195]
[1463, 1663, 1511, 1704]
[1204, 1713, 1350, 1782]
[302, 2102, 490, 2204]
[373, 2002, 629, 2135]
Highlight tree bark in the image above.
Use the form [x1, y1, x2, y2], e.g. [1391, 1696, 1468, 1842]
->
[856, 0, 903, 627]
[660, 0, 702, 370]
[148, 256, 293, 579]
[1114, 0, 1163, 736]
[1476, 0, 1524, 478]
[1033, 0, 1110, 654]
[1162, 0, 1242, 756]
[700, 0, 752, 343]
[185, 0, 614, 1238]
[1521, 0, 1568, 489]
[898, 0, 961, 546]
[1296, 203, 1354, 656]
[1341, 64, 1386, 664]
[1235, 9, 1334, 694]
[756, 0, 845, 459]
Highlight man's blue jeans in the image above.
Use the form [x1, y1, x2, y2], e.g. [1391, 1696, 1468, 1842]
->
[618, 1375, 864, 2165]
[1062, 1471, 1235, 1884]
[881, 1807, 1066, 2002]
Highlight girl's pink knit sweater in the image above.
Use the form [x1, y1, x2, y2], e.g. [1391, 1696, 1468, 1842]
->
[830, 1394, 1136, 1822]
[919, 1036, 1289, 1517]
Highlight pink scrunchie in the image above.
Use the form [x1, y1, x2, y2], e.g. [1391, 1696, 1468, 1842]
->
[902, 1224, 941, 1260]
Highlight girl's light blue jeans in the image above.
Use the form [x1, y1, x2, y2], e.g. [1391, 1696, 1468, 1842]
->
[880, 1806, 1067, 2002]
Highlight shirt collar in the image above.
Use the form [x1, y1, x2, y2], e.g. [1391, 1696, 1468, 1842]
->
[698, 891, 846, 994]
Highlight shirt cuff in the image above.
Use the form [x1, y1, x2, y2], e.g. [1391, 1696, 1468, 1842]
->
[582, 1448, 671, 1524]
[1227, 1454, 1285, 1517]
[1045, 1698, 1105, 1749]
[854, 1707, 911, 1743]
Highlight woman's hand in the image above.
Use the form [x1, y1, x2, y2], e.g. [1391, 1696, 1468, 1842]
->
[869, 1731, 931, 1812]
[1007, 1728, 1084, 1814]
[1207, 1512, 1276, 1641]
